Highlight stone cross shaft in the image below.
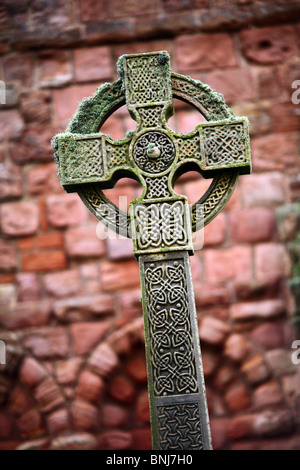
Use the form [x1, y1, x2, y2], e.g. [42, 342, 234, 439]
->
[52, 51, 251, 450]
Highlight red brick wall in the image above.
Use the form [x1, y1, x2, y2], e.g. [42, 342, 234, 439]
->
[0, 0, 299, 451]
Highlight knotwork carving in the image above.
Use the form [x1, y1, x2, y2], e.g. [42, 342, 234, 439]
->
[133, 131, 175, 174]
[144, 259, 198, 396]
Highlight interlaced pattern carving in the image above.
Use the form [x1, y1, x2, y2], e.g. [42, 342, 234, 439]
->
[158, 404, 203, 450]
[134, 201, 188, 250]
[138, 106, 163, 128]
[106, 142, 128, 168]
[203, 123, 246, 167]
[145, 176, 170, 199]
[144, 260, 198, 396]
[126, 56, 169, 105]
[176, 134, 201, 161]
[62, 139, 103, 180]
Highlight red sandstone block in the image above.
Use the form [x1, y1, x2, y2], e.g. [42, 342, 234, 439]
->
[21, 250, 67, 272]
[71, 399, 98, 431]
[241, 355, 270, 385]
[240, 26, 296, 64]
[65, 226, 105, 258]
[99, 430, 132, 450]
[20, 90, 51, 124]
[0, 160, 22, 200]
[230, 299, 286, 321]
[130, 428, 152, 451]
[37, 232, 64, 249]
[250, 322, 285, 351]
[23, 327, 69, 359]
[10, 125, 54, 164]
[27, 163, 62, 196]
[53, 84, 97, 127]
[35, 377, 65, 413]
[253, 380, 283, 410]
[70, 321, 110, 356]
[1, 201, 39, 237]
[17, 408, 44, 438]
[8, 385, 35, 417]
[194, 283, 230, 308]
[0, 240, 17, 272]
[224, 333, 252, 363]
[47, 408, 70, 435]
[224, 382, 251, 412]
[55, 357, 83, 386]
[3, 53, 34, 88]
[199, 316, 230, 345]
[205, 246, 252, 283]
[43, 269, 82, 298]
[101, 403, 128, 429]
[16, 273, 41, 302]
[109, 0, 159, 18]
[51, 432, 98, 450]
[205, 69, 255, 103]
[136, 390, 150, 424]
[251, 133, 297, 172]
[106, 236, 134, 261]
[0, 412, 13, 439]
[73, 46, 113, 82]
[46, 193, 87, 228]
[272, 102, 300, 133]
[203, 213, 226, 247]
[210, 418, 230, 450]
[255, 243, 288, 282]
[211, 364, 236, 393]
[79, 0, 108, 22]
[175, 33, 237, 71]
[0, 301, 51, 329]
[240, 172, 285, 207]
[88, 342, 119, 377]
[125, 354, 147, 384]
[53, 294, 115, 321]
[100, 260, 140, 291]
[37, 50, 73, 88]
[229, 207, 276, 243]
[258, 69, 283, 99]
[175, 109, 205, 134]
[76, 370, 105, 403]
[17, 237, 35, 251]
[0, 110, 23, 140]
[19, 357, 47, 389]
[108, 375, 137, 404]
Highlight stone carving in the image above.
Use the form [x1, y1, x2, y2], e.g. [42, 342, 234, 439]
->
[52, 51, 251, 450]
[158, 403, 203, 450]
[144, 259, 198, 396]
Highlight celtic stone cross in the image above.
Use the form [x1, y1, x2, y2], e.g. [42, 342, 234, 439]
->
[52, 51, 251, 450]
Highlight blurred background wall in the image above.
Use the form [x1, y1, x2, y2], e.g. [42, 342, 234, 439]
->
[0, 0, 299, 450]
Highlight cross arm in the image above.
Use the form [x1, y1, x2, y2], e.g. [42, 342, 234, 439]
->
[174, 116, 251, 179]
[53, 132, 136, 192]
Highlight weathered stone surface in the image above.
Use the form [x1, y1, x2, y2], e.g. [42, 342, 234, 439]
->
[175, 33, 237, 71]
[230, 299, 286, 321]
[47, 408, 70, 434]
[99, 430, 132, 451]
[46, 193, 86, 228]
[17, 408, 44, 438]
[253, 381, 283, 410]
[241, 355, 270, 385]
[1, 201, 39, 237]
[53, 294, 115, 322]
[0, 301, 51, 330]
[51, 433, 99, 450]
[21, 250, 67, 272]
[108, 375, 137, 404]
[224, 334, 252, 363]
[229, 208, 275, 243]
[101, 403, 128, 428]
[43, 269, 82, 298]
[71, 321, 110, 356]
[35, 377, 65, 413]
[0, 240, 17, 273]
[23, 327, 69, 359]
[199, 317, 230, 345]
[240, 26, 296, 64]
[55, 357, 83, 385]
[65, 226, 105, 258]
[71, 399, 98, 431]
[73, 46, 113, 82]
[88, 342, 119, 378]
[19, 357, 47, 389]
[76, 370, 105, 403]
